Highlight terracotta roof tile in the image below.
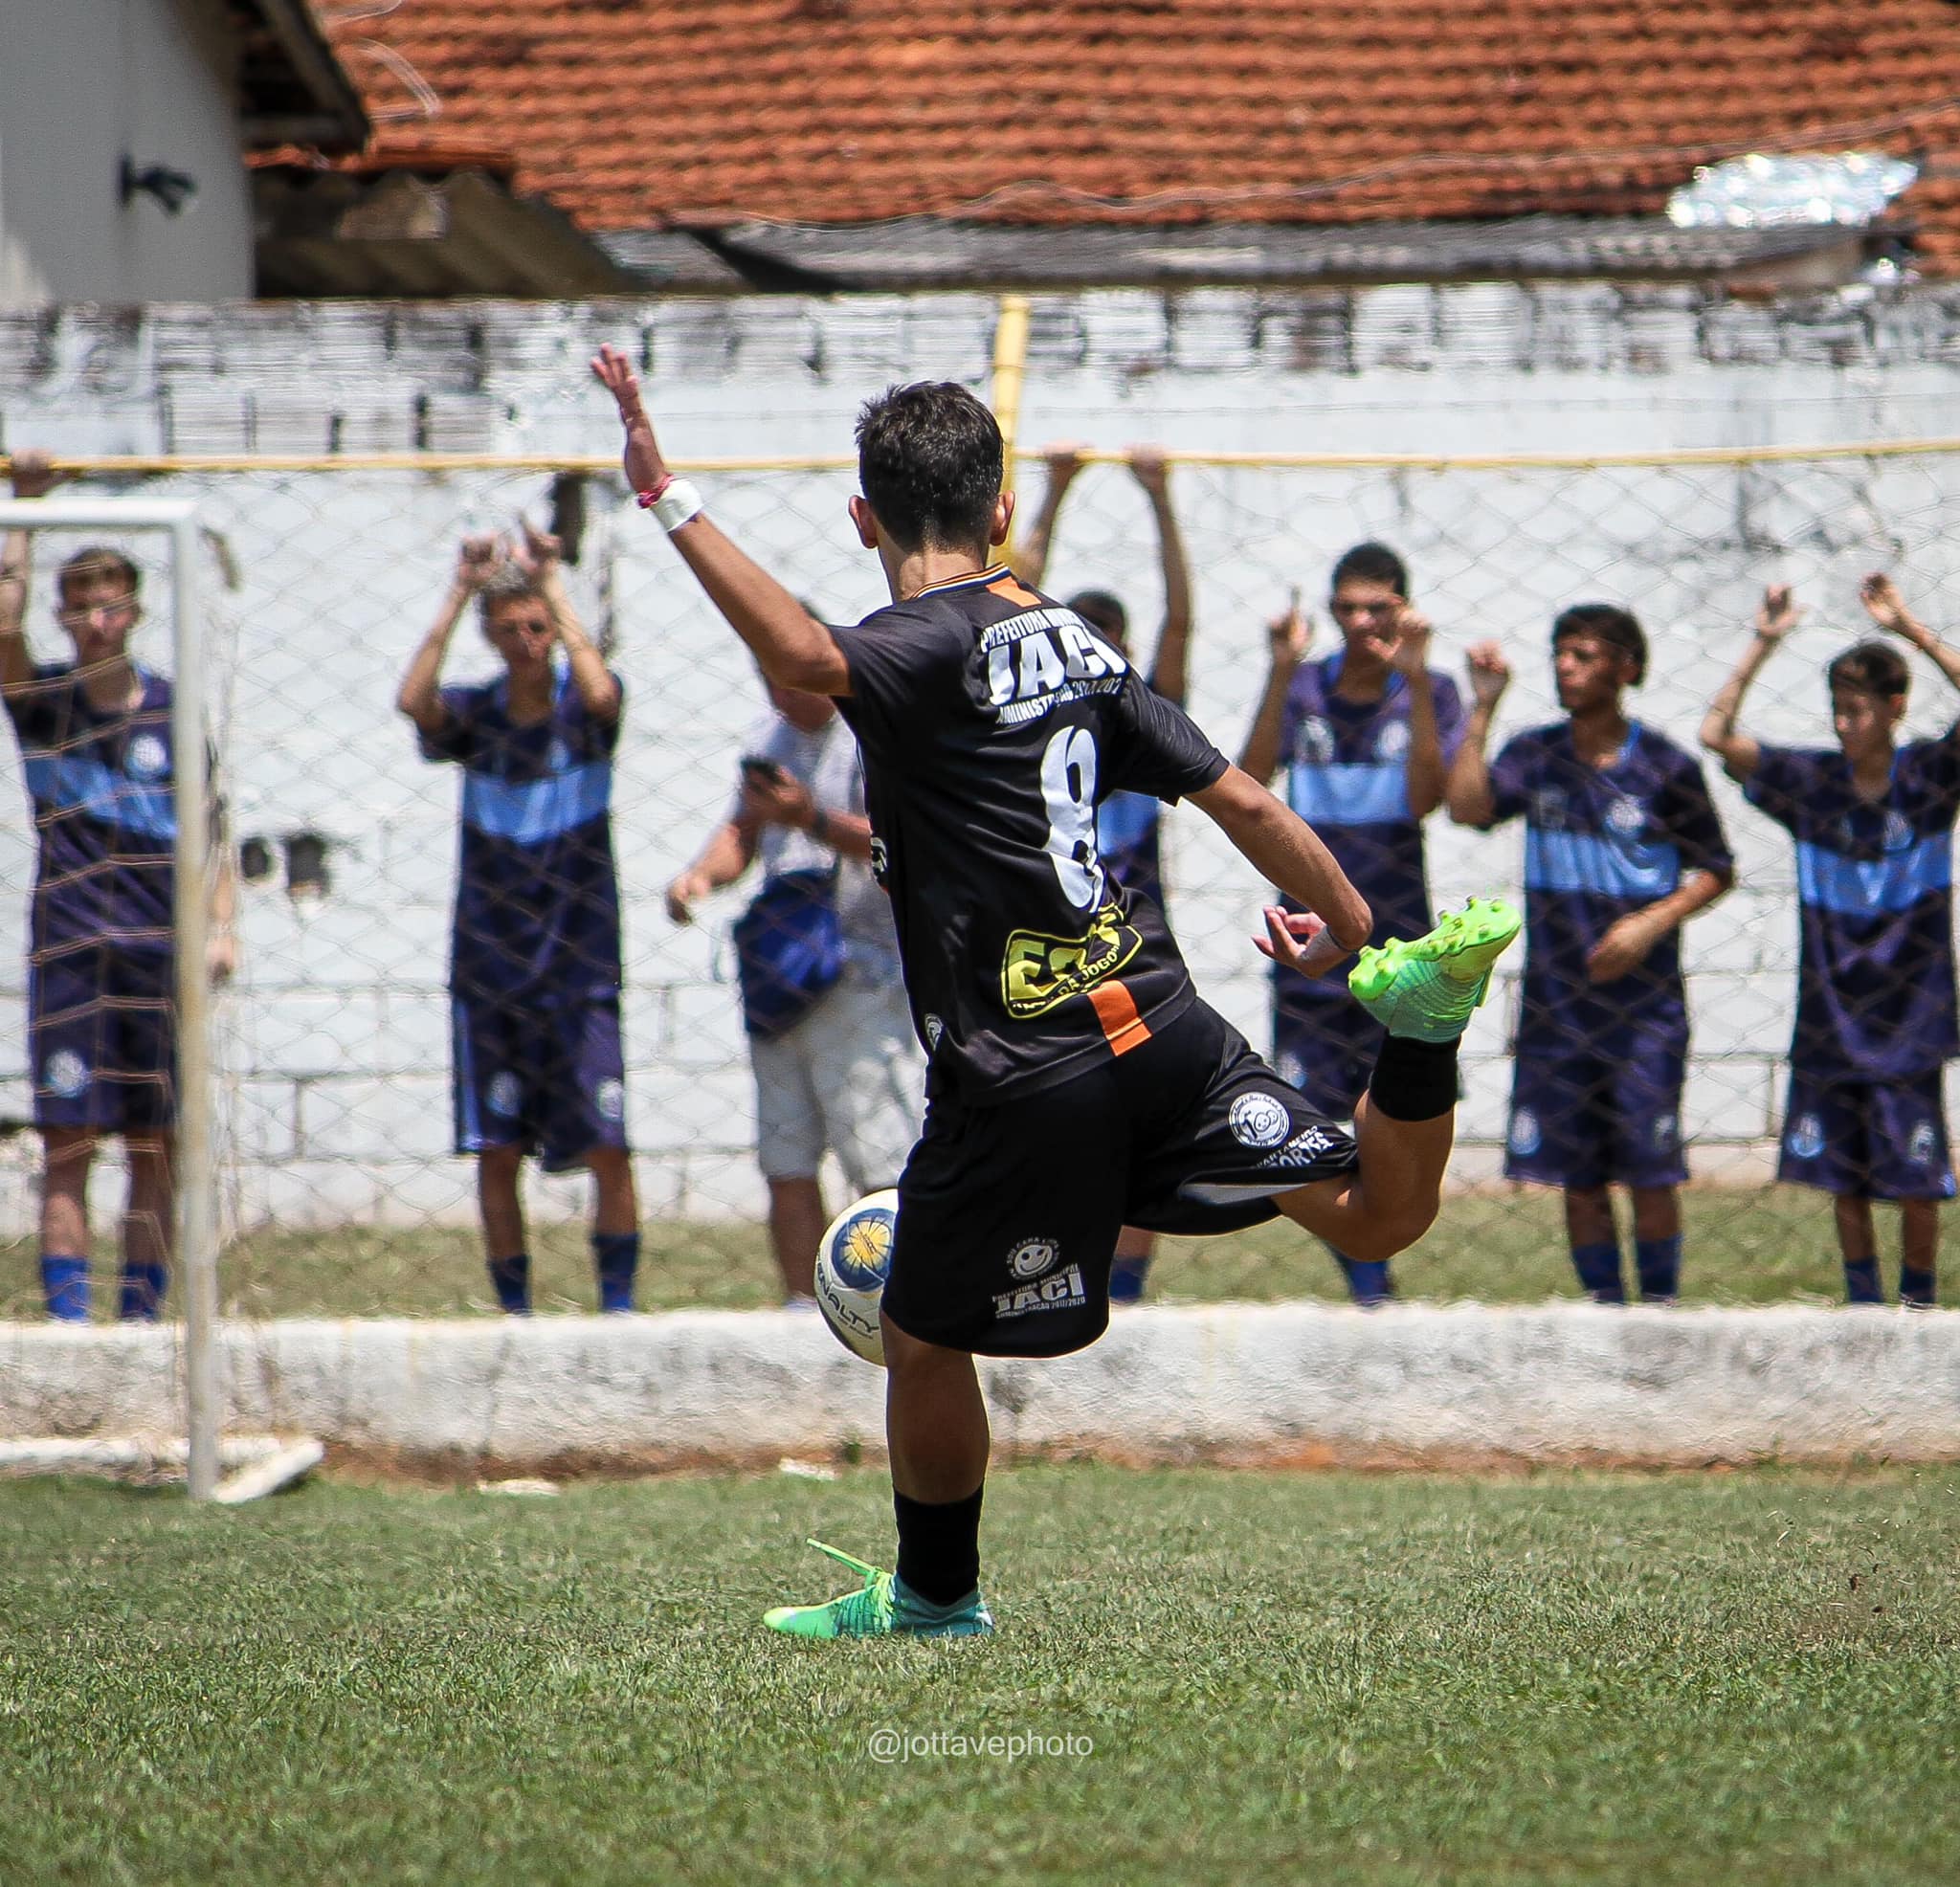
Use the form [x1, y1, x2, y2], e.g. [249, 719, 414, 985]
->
[327, 0, 1960, 267]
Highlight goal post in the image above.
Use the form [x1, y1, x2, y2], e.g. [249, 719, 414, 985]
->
[0, 497, 218, 1499]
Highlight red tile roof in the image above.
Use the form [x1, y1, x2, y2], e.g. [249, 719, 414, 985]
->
[326, 1, 1960, 270]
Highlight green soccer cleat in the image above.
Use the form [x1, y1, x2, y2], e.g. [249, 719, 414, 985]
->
[1348, 897, 1523, 1044]
[763, 1540, 995, 1640]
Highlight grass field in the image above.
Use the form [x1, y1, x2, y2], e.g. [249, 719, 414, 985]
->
[5, 1464, 1960, 1884]
[0, 1182, 1906, 1321]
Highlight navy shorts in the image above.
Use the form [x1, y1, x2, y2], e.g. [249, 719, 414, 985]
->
[1274, 994, 1382, 1121]
[882, 999, 1359, 1359]
[1505, 1028, 1687, 1190]
[452, 990, 629, 1172]
[1779, 1068, 1956, 1202]
[29, 945, 176, 1133]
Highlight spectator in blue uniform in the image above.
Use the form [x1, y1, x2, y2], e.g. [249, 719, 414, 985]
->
[1703, 577, 1960, 1305]
[1240, 543, 1462, 1302]
[1017, 442, 1194, 1302]
[398, 526, 638, 1315]
[1449, 605, 1732, 1304]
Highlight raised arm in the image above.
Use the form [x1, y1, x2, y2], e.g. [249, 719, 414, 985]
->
[1237, 595, 1308, 783]
[397, 535, 498, 735]
[1445, 641, 1511, 826]
[1192, 764, 1371, 968]
[516, 521, 619, 723]
[1015, 446, 1085, 590]
[1390, 607, 1446, 818]
[1701, 584, 1799, 782]
[591, 345, 848, 697]
[1129, 447, 1192, 703]
[0, 450, 59, 697]
[1861, 573, 1960, 699]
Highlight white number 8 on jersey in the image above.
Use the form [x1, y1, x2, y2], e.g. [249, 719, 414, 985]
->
[1040, 725, 1104, 910]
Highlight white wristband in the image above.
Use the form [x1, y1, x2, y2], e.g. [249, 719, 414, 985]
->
[652, 478, 703, 533]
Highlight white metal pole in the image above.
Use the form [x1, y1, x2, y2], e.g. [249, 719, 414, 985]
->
[169, 516, 219, 1502]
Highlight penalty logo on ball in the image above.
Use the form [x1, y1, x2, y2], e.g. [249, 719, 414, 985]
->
[815, 1188, 900, 1365]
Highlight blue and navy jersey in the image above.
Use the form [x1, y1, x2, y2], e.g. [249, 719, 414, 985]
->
[419, 668, 623, 1002]
[1276, 655, 1464, 1004]
[1485, 721, 1731, 1046]
[5, 662, 182, 957]
[1744, 738, 1960, 1080]
[1096, 790, 1164, 909]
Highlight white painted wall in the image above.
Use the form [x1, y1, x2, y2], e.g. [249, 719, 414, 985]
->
[2, 286, 1959, 1232]
[0, 0, 253, 309]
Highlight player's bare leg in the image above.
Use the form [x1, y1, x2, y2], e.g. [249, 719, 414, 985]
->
[38, 1125, 96, 1321]
[1273, 897, 1522, 1267]
[1832, 1194, 1882, 1304]
[477, 1142, 529, 1313]
[767, 1175, 827, 1301]
[586, 1143, 639, 1313]
[1564, 1185, 1626, 1303]
[1899, 1197, 1939, 1307]
[122, 1132, 173, 1321]
[764, 1319, 994, 1640]
[1629, 1185, 1682, 1302]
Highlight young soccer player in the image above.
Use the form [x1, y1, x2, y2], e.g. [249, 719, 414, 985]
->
[397, 524, 639, 1315]
[1016, 442, 1196, 1302]
[1448, 606, 1732, 1304]
[1239, 544, 1464, 1303]
[0, 450, 236, 1321]
[1701, 576, 1960, 1305]
[593, 347, 1520, 1639]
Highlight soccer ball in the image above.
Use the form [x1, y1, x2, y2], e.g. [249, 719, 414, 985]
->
[814, 1188, 898, 1365]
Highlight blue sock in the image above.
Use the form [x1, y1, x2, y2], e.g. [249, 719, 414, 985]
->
[1570, 1241, 1625, 1303]
[1634, 1235, 1682, 1303]
[1107, 1254, 1149, 1304]
[1334, 1251, 1393, 1305]
[593, 1232, 639, 1314]
[40, 1254, 91, 1322]
[1901, 1263, 1937, 1308]
[487, 1253, 530, 1315]
[119, 1262, 167, 1321]
[1843, 1255, 1882, 1304]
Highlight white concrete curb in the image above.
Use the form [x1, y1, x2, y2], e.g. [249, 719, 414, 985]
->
[3, 1303, 1958, 1472]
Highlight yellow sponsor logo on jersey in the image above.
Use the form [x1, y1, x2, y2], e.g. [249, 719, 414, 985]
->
[1000, 905, 1144, 1019]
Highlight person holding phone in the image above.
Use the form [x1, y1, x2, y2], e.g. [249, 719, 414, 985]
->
[668, 667, 923, 1305]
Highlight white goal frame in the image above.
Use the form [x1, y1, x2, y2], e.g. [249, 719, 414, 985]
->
[0, 498, 219, 1498]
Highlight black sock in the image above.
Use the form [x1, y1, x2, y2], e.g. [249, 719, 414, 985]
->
[894, 1486, 984, 1606]
[1901, 1263, 1937, 1308]
[1367, 1035, 1459, 1123]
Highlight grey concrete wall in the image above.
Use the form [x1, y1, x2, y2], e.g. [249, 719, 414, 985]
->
[0, 0, 254, 309]
[4, 1302, 1960, 1470]
[3, 285, 1960, 1233]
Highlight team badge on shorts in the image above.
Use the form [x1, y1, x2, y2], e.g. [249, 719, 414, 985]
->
[486, 1072, 523, 1118]
[1007, 1236, 1061, 1280]
[1228, 1092, 1292, 1149]
[1508, 1107, 1542, 1156]
[595, 1077, 625, 1121]
[1910, 1120, 1939, 1166]
[1787, 1113, 1825, 1161]
[43, 1050, 89, 1099]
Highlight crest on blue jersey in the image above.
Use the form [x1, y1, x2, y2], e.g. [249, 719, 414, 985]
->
[1375, 722, 1411, 762]
[1605, 795, 1646, 837]
[125, 733, 168, 778]
[1530, 787, 1567, 831]
[1299, 717, 1335, 766]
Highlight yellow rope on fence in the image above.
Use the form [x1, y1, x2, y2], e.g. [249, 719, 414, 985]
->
[11, 434, 1960, 478]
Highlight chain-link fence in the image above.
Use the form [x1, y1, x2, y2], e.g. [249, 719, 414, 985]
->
[5, 420, 1960, 1318]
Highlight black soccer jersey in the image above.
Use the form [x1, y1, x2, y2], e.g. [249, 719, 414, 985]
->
[834, 565, 1228, 1101]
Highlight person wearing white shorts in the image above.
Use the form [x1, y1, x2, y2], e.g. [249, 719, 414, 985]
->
[668, 674, 923, 1301]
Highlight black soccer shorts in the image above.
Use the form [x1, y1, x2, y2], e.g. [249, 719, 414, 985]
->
[880, 998, 1359, 1359]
